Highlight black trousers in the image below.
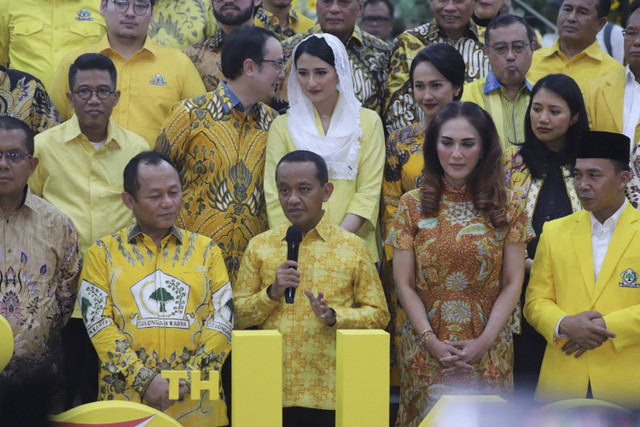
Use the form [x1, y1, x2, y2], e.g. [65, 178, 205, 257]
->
[61, 317, 98, 409]
[283, 407, 336, 427]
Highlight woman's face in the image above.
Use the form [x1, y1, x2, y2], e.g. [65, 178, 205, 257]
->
[412, 61, 460, 124]
[436, 116, 483, 188]
[474, 0, 506, 19]
[296, 52, 339, 107]
[529, 88, 577, 151]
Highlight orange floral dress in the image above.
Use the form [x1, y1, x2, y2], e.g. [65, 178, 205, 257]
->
[389, 183, 533, 426]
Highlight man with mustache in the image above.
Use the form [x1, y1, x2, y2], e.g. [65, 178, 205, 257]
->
[525, 131, 640, 410]
[48, 0, 206, 147]
[184, 0, 262, 91]
[462, 14, 536, 148]
[527, 0, 622, 94]
[30, 53, 148, 408]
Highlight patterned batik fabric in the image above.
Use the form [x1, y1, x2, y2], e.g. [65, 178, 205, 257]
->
[148, 0, 217, 50]
[254, 7, 315, 41]
[78, 224, 233, 427]
[0, 66, 61, 134]
[0, 190, 81, 378]
[155, 82, 278, 284]
[281, 24, 391, 115]
[389, 184, 534, 426]
[234, 214, 390, 409]
[183, 28, 225, 92]
[383, 20, 489, 134]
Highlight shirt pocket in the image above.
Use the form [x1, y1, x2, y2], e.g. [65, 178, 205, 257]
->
[13, 20, 43, 37]
[69, 21, 105, 37]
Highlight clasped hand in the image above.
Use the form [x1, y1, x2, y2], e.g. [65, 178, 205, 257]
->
[143, 375, 189, 411]
[559, 311, 616, 358]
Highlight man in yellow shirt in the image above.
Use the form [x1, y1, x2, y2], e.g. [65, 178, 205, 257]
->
[0, 0, 106, 89]
[234, 150, 389, 426]
[30, 52, 148, 408]
[79, 151, 233, 426]
[527, 0, 623, 94]
[254, 0, 315, 41]
[49, 0, 206, 147]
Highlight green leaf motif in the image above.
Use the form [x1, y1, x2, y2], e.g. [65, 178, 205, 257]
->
[456, 224, 488, 241]
[418, 218, 438, 229]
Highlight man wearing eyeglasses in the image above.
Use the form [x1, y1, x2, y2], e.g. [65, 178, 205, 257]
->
[461, 14, 536, 148]
[359, 0, 394, 43]
[29, 53, 148, 408]
[48, 0, 206, 147]
[527, 0, 622, 94]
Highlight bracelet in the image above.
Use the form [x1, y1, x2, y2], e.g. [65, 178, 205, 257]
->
[419, 329, 435, 345]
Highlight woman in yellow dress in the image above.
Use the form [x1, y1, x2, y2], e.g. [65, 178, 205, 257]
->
[264, 33, 385, 261]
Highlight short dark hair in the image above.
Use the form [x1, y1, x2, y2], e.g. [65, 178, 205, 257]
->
[410, 44, 465, 101]
[276, 150, 329, 185]
[625, 0, 640, 26]
[221, 26, 278, 80]
[485, 14, 536, 46]
[123, 151, 179, 199]
[363, 0, 393, 17]
[612, 159, 631, 173]
[68, 53, 118, 90]
[294, 36, 336, 69]
[0, 116, 34, 155]
[594, 0, 611, 18]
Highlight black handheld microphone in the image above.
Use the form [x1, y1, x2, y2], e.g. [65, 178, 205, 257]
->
[285, 225, 302, 304]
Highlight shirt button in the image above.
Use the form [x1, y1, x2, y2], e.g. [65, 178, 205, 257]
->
[545, 215, 551, 220]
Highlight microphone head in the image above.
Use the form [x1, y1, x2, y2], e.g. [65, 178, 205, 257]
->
[286, 225, 303, 243]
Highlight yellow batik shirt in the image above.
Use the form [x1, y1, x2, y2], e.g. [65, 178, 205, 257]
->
[234, 214, 390, 409]
[155, 82, 278, 284]
[78, 224, 233, 427]
[49, 35, 206, 146]
[254, 7, 315, 41]
[148, 0, 217, 50]
[0, 0, 106, 89]
[183, 27, 226, 92]
[281, 24, 391, 115]
[383, 20, 489, 134]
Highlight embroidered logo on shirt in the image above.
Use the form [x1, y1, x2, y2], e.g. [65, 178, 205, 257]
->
[79, 280, 111, 338]
[130, 271, 194, 329]
[150, 73, 167, 86]
[75, 8, 94, 21]
[619, 268, 640, 288]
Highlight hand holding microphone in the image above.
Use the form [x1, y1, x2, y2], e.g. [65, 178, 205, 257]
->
[268, 226, 302, 303]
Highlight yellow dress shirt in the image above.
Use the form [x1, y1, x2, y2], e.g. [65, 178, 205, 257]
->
[234, 213, 389, 409]
[149, 0, 217, 50]
[79, 223, 233, 426]
[254, 7, 315, 41]
[527, 38, 623, 95]
[49, 35, 206, 146]
[30, 116, 148, 256]
[0, 0, 106, 89]
[265, 107, 385, 262]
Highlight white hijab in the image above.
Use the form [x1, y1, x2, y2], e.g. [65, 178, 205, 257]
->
[287, 33, 362, 180]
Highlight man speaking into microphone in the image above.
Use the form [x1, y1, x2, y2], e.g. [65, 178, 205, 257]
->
[234, 150, 389, 426]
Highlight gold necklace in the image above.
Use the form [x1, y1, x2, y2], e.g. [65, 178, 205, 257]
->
[320, 114, 331, 120]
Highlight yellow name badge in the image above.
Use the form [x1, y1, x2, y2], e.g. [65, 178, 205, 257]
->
[161, 370, 220, 400]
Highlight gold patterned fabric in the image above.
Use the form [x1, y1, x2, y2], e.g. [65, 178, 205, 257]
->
[0, 66, 61, 134]
[0, 189, 81, 379]
[183, 28, 226, 92]
[383, 20, 489, 134]
[155, 82, 278, 283]
[254, 7, 315, 41]
[281, 24, 391, 115]
[78, 223, 233, 426]
[234, 213, 390, 409]
[148, 0, 217, 50]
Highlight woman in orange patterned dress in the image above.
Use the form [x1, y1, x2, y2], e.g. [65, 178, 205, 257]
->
[389, 102, 533, 425]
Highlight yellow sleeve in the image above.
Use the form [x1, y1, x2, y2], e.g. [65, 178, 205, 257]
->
[179, 53, 207, 99]
[264, 115, 292, 229]
[460, 79, 486, 108]
[49, 54, 74, 121]
[0, 2, 8, 67]
[28, 143, 44, 197]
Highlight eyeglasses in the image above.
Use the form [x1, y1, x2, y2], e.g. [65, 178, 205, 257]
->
[318, 0, 354, 8]
[623, 29, 640, 40]
[0, 152, 32, 163]
[111, 0, 151, 15]
[361, 15, 391, 24]
[73, 88, 116, 100]
[487, 41, 530, 55]
[260, 59, 286, 71]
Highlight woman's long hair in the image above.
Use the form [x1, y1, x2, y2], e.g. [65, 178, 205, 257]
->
[520, 74, 589, 179]
[421, 101, 509, 232]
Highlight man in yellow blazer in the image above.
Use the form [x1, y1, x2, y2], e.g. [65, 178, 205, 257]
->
[524, 131, 640, 410]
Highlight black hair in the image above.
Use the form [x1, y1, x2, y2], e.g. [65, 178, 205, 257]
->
[520, 74, 589, 179]
[294, 36, 336, 69]
[123, 151, 179, 199]
[485, 14, 536, 46]
[68, 53, 118, 90]
[276, 150, 329, 185]
[363, 0, 393, 17]
[221, 26, 278, 80]
[594, 0, 611, 18]
[625, 0, 640, 26]
[0, 116, 34, 155]
[409, 43, 465, 101]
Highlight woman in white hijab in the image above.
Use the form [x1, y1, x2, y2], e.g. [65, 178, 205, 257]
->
[264, 33, 385, 261]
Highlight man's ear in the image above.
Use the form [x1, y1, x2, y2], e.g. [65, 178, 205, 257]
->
[243, 58, 258, 77]
[322, 182, 334, 202]
[66, 91, 74, 107]
[121, 192, 135, 210]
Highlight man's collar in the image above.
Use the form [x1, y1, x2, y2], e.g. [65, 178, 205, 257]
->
[311, 23, 362, 47]
[548, 37, 605, 61]
[98, 33, 157, 58]
[625, 65, 640, 85]
[483, 69, 533, 93]
[218, 81, 245, 114]
[426, 19, 481, 42]
[210, 27, 226, 49]
[279, 211, 331, 242]
[127, 222, 183, 244]
[590, 198, 628, 228]
[63, 116, 122, 149]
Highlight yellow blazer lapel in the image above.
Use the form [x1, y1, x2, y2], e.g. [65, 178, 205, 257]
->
[592, 205, 639, 302]
[571, 211, 596, 297]
[601, 74, 624, 133]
